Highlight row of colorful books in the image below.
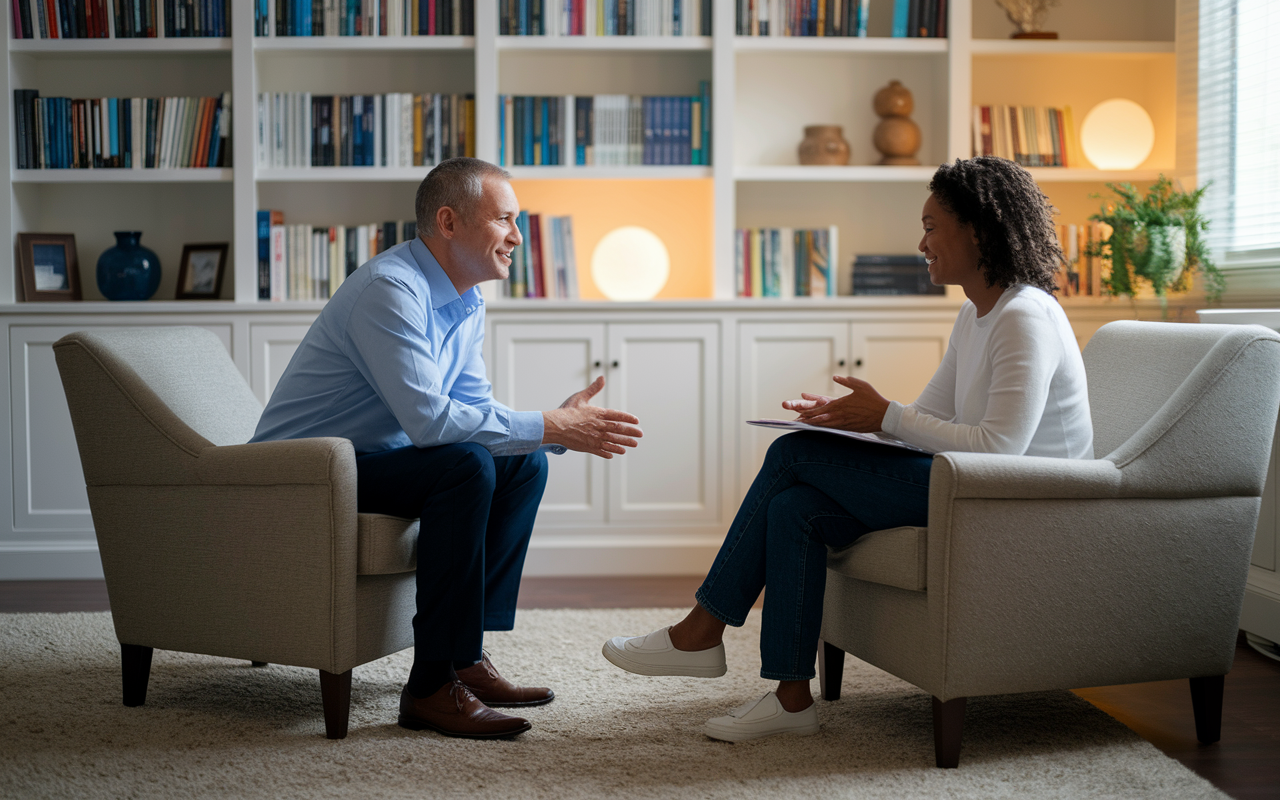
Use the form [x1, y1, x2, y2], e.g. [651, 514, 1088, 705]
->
[736, 0, 943, 37]
[736, 0, 866, 37]
[735, 227, 838, 298]
[499, 88, 711, 167]
[9, 0, 224, 37]
[12, 90, 230, 170]
[503, 212, 580, 299]
[851, 254, 942, 296]
[971, 105, 1080, 169]
[256, 92, 474, 169]
[500, 0, 709, 36]
[256, 210, 417, 301]
[1055, 221, 1111, 297]
[256, 0, 473, 36]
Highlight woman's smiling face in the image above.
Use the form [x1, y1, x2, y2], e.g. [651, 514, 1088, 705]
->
[919, 193, 982, 287]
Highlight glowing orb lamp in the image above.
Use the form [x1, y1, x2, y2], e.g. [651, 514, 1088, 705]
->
[590, 226, 670, 301]
[1080, 99, 1155, 170]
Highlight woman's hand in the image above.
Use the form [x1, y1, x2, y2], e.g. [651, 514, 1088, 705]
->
[780, 392, 833, 413]
[792, 376, 890, 432]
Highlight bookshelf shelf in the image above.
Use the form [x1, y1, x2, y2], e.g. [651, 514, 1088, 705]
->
[506, 166, 714, 179]
[734, 166, 936, 183]
[969, 40, 1175, 56]
[12, 168, 234, 183]
[496, 36, 712, 51]
[253, 36, 476, 51]
[256, 167, 439, 182]
[1023, 168, 1167, 183]
[8, 39, 232, 54]
[732, 36, 947, 54]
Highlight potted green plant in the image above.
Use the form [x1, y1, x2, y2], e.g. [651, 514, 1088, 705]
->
[1086, 176, 1225, 304]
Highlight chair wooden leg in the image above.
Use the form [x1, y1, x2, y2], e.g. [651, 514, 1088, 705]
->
[932, 696, 966, 768]
[818, 640, 845, 701]
[121, 644, 153, 707]
[1189, 675, 1224, 744]
[319, 669, 352, 740]
[250, 661, 268, 667]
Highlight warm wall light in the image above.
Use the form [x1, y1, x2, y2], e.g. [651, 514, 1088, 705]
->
[590, 226, 670, 301]
[1080, 99, 1155, 170]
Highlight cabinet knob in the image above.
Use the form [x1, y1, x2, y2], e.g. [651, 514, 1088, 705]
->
[855, 358, 864, 368]
[611, 360, 620, 369]
[593, 360, 602, 368]
[837, 359, 846, 368]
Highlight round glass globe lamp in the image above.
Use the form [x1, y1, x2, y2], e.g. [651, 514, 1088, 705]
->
[1080, 99, 1155, 170]
[590, 226, 670, 301]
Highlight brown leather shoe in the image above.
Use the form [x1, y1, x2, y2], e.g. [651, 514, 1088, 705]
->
[456, 652, 555, 707]
[397, 681, 531, 739]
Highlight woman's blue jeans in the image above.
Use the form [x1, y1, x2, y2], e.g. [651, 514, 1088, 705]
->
[695, 431, 933, 681]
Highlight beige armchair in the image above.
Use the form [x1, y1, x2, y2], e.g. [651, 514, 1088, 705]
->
[54, 327, 420, 739]
[818, 320, 1280, 767]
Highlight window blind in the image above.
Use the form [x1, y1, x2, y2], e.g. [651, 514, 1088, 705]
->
[1199, 0, 1280, 264]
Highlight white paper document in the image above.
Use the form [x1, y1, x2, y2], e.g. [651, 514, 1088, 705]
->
[746, 419, 936, 455]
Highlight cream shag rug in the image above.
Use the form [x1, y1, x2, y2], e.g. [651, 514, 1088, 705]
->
[0, 609, 1226, 800]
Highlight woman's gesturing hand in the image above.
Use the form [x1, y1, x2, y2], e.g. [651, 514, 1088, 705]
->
[790, 376, 890, 433]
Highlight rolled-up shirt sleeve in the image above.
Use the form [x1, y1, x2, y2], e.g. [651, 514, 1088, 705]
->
[343, 276, 547, 456]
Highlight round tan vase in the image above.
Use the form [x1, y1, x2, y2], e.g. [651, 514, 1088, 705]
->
[872, 80, 922, 166]
[798, 125, 851, 166]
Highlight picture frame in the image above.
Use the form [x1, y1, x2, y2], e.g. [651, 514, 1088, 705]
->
[175, 242, 229, 300]
[16, 233, 82, 302]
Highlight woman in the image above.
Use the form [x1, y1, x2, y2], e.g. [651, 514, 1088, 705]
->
[601, 157, 1094, 742]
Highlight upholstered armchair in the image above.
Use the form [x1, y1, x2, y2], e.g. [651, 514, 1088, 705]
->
[54, 327, 420, 739]
[819, 320, 1280, 767]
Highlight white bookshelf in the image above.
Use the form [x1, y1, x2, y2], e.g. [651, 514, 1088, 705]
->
[3, 0, 1184, 304]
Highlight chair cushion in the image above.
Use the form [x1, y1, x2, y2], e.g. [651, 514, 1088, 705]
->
[357, 514, 419, 575]
[826, 526, 927, 592]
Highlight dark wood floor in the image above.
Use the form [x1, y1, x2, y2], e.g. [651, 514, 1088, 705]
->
[3, 577, 1278, 799]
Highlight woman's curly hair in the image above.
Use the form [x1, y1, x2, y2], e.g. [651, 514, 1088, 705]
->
[927, 156, 1063, 293]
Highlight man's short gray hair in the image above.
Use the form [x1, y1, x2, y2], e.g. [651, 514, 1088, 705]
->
[415, 158, 513, 238]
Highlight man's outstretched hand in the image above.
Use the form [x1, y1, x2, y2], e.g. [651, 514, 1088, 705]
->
[542, 376, 643, 459]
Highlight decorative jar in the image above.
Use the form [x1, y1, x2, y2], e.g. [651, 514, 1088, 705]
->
[97, 232, 161, 301]
[798, 125, 851, 166]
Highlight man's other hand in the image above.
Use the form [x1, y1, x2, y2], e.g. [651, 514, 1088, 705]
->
[542, 376, 643, 459]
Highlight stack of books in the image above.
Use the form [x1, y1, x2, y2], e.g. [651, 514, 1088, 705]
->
[734, 226, 838, 298]
[9, 0, 226, 37]
[257, 0, 473, 36]
[501, 0, 710, 36]
[503, 212, 580, 299]
[256, 210, 416, 301]
[736, 0, 943, 37]
[1055, 222, 1110, 297]
[972, 105, 1079, 168]
[255, 92, 474, 168]
[851, 254, 942, 296]
[499, 86, 711, 167]
[12, 90, 230, 170]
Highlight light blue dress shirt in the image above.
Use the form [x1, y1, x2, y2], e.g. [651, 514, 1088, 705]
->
[251, 237, 551, 457]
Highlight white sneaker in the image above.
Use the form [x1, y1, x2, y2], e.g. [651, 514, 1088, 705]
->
[601, 626, 727, 678]
[703, 692, 820, 742]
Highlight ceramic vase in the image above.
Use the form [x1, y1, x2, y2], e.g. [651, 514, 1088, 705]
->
[798, 125, 851, 166]
[97, 232, 161, 301]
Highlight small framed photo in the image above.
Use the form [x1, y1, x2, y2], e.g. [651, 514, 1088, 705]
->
[16, 233, 81, 302]
[175, 242, 229, 300]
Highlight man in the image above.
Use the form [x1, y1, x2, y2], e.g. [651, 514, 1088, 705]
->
[251, 158, 643, 739]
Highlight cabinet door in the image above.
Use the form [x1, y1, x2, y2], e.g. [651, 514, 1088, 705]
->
[848, 321, 953, 407]
[736, 322, 849, 496]
[248, 324, 311, 403]
[605, 323, 721, 524]
[491, 323, 606, 524]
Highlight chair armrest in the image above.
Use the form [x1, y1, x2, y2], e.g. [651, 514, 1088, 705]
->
[931, 451, 1121, 500]
[194, 437, 356, 486]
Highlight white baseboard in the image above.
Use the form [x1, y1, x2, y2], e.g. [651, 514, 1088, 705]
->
[0, 545, 104, 580]
[1241, 587, 1280, 644]
[0, 535, 723, 580]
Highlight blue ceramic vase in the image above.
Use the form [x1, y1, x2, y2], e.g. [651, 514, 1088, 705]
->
[97, 231, 161, 301]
